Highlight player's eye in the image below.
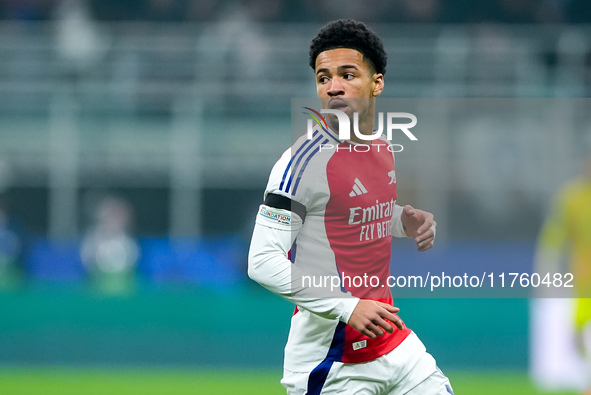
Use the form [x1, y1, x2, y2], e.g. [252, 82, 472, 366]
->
[344, 73, 355, 80]
[318, 76, 329, 84]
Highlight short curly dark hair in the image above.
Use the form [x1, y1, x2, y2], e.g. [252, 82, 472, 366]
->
[309, 19, 387, 76]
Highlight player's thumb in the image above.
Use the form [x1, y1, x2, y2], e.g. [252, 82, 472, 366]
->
[403, 205, 415, 216]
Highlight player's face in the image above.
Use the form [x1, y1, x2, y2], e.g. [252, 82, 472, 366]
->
[315, 48, 384, 119]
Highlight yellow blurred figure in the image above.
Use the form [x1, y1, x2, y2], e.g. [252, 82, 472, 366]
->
[537, 157, 591, 393]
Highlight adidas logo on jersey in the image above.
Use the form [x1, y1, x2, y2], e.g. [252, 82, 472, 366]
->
[352, 340, 367, 350]
[349, 178, 368, 197]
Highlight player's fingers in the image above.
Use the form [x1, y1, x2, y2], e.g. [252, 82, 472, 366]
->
[395, 315, 404, 330]
[416, 217, 434, 235]
[359, 328, 375, 339]
[390, 314, 404, 331]
[366, 322, 384, 337]
[373, 317, 394, 333]
[380, 311, 404, 330]
[351, 321, 375, 339]
[416, 233, 434, 249]
[418, 240, 434, 252]
[415, 230, 434, 245]
[361, 325, 378, 339]
[376, 302, 400, 314]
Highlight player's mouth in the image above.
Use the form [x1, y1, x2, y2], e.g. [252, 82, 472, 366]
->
[328, 98, 349, 110]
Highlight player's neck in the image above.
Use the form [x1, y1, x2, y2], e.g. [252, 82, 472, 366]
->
[326, 114, 375, 145]
[349, 113, 375, 145]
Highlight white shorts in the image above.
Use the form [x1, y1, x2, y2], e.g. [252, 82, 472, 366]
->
[281, 332, 453, 395]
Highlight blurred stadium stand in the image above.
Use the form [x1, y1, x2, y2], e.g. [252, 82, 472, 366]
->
[0, 0, 590, 376]
[1, 16, 591, 279]
[1, 21, 590, 241]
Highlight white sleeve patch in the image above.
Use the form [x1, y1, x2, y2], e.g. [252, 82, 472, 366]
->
[259, 206, 291, 224]
[255, 204, 302, 230]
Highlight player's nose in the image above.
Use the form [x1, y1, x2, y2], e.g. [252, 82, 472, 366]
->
[327, 78, 345, 96]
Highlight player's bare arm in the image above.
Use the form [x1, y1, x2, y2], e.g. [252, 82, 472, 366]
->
[347, 300, 404, 339]
[401, 205, 437, 252]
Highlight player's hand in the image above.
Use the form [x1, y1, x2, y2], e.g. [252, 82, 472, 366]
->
[347, 300, 404, 339]
[401, 205, 436, 252]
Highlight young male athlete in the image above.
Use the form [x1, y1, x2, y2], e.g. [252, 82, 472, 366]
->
[248, 19, 453, 394]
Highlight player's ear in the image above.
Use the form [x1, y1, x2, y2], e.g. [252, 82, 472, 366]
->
[372, 73, 384, 97]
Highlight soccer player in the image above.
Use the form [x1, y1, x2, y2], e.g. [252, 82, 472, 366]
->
[248, 19, 453, 394]
[535, 155, 591, 394]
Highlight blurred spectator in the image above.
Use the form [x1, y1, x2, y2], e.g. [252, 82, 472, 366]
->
[294, 0, 393, 24]
[0, 195, 24, 289]
[535, 0, 566, 24]
[197, 0, 272, 87]
[54, 0, 106, 76]
[496, 0, 539, 24]
[0, 0, 585, 24]
[185, 0, 219, 22]
[0, 0, 56, 21]
[81, 195, 139, 294]
[88, 0, 144, 21]
[144, 0, 185, 22]
[242, 0, 282, 22]
[400, 0, 443, 23]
